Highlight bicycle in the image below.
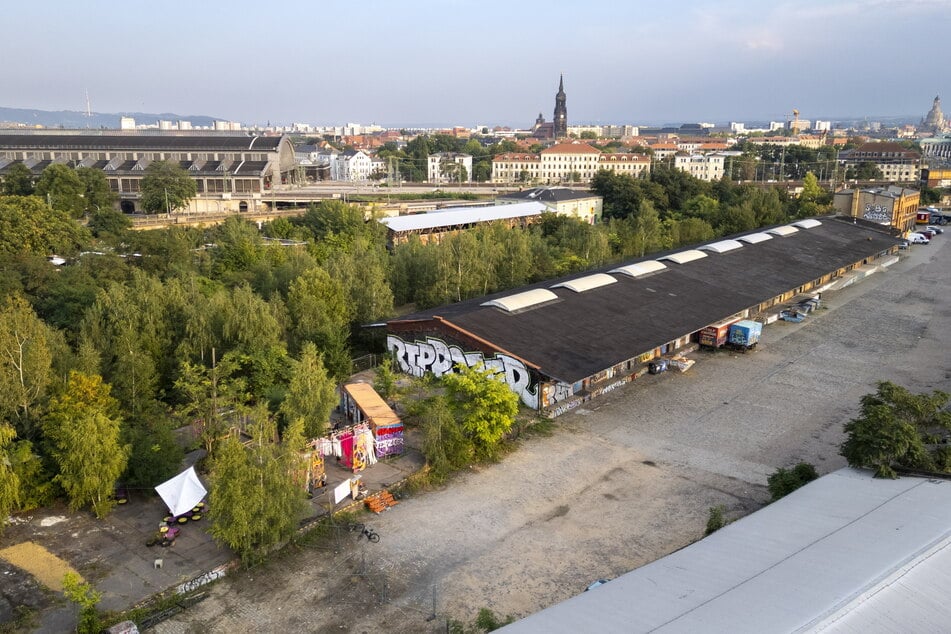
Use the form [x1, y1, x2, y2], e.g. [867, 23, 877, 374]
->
[348, 522, 380, 543]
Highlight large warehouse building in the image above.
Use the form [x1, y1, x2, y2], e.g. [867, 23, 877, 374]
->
[386, 216, 900, 416]
[0, 131, 299, 214]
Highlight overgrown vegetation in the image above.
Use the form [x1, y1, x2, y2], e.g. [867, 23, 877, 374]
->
[448, 607, 515, 633]
[62, 572, 102, 634]
[767, 462, 819, 501]
[840, 381, 951, 478]
[417, 364, 520, 483]
[0, 157, 838, 540]
[705, 505, 726, 536]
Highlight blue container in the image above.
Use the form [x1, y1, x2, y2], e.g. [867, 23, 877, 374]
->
[728, 320, 763, 347]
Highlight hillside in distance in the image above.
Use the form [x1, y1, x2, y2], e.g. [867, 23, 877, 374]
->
[0, 106, 224, 129]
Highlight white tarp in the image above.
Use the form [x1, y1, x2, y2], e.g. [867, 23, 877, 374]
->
[155, 466, 207, 516]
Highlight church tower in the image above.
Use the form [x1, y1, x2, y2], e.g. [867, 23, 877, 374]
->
[553, 75, 567, 139]
[922, 95, 946, 133]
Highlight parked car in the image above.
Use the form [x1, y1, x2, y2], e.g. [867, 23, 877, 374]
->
[908, 233, 930, 245]
[919, 229, 936, 239]
[926, 225, 944, 235]
[898, 240, 909, 250]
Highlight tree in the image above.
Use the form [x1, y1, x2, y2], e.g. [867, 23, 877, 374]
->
[0, 422, 20, 531]
[44, 371, 130, 517]
[174, 354, 248, 455]
[287, 266, 353, 378]
[840, 382, 951, 478]
[1, 162, 35, 196]
[34, 164, 86, 218]
[420, 395, 473, 483]
[123, 420, 184, 489]
[373, 356, 396, 401]
[140, 160, 197, 213]
[279, 342, 336, 439]
[845, 163, 884, 181]
[209, 408, 307, 564]
[0, 195, 91, 257]
[0, 294, 55, 439]
[76, 167, 118, 215]
[767, 462, 818, 501]
[87, 206, 131, 238]
[62, 572, 102, 634]
[442, 363, 519, 460]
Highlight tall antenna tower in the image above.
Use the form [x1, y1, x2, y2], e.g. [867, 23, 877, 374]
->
[85, 89, 92, 118]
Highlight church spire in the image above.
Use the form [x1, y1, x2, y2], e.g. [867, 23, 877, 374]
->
[553, 74, 567, 138]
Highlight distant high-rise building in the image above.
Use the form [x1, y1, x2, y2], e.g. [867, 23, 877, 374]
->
[119, 116, 136, 130]
[553, 75, 567, 139]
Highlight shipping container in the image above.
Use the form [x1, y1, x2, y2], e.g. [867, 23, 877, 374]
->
[699, 317, 741, 348]
[727, 320, 763, 349]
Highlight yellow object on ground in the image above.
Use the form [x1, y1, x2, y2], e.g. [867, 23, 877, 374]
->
[0, 542, 84, 591]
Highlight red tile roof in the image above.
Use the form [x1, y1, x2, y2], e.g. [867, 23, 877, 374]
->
[541, 142, 601, 154]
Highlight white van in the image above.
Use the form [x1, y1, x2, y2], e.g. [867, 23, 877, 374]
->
[908, 233, 930, 245]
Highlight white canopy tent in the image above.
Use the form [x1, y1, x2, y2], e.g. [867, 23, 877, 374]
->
[155, 466, 207, 517]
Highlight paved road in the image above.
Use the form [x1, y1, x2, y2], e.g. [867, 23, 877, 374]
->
[156, 236, 951, 633]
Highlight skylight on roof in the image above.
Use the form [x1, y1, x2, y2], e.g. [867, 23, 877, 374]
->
[791, 219, 822, 229]
[700, 240, 743, 254]
[658, 250, 708, 265]
[481, 288, 559, 313]
[767, 226, 799, 236]
[738, 233, 773, 244]
[551, 273, 617, 293]
[609, 260, 668, 278]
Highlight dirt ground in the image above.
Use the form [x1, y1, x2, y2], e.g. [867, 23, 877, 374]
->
[95, 238, 951, 632]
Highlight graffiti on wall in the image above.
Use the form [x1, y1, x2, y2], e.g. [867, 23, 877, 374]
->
[863, 204, 891, 223]
[387, 335, 538, 409]
[542, 381, 574, 408]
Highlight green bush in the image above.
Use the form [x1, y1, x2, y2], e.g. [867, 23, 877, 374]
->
[767, 462, 819, 501]
[705, 505, 726, 536]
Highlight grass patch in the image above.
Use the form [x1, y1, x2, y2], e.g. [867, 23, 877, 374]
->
[0, 606, 38, 634]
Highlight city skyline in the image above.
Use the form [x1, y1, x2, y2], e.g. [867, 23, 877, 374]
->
[3, 0, 949, 128]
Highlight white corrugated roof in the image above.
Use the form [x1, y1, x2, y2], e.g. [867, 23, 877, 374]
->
[551, 273, 617, 293]
[609, 261, 668, 278]
[699, 239, 744, 254]
[379, 201, 547, 232]
[658, 249, 708, 264]
[481, 288, 559, 313]
[502, 468, 951, 634]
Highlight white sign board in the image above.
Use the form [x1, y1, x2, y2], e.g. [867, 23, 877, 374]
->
[333, 480, 351, 505]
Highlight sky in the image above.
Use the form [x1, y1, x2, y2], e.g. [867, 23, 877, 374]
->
[3, 0, 950, 128]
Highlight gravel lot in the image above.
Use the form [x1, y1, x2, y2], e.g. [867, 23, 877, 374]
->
[156, 237, 951, 634]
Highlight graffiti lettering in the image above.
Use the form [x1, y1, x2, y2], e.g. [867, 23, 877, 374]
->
[543, 382, 574, 408]
[863, 204, 891, 223]
[547, 397, 583, 418]
[387, 335, 538, 409]
[590, 378, 628, 398]
[177, 564, 230, 594]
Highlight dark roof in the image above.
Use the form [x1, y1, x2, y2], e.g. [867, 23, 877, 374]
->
[390, 217, 898, 383]
[498, 187, 599, 203]
[0, 133, 284, 152]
